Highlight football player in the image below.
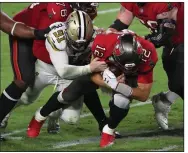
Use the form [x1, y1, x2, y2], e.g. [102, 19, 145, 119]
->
[0, 8, 54, 141]
[108, 2, 184, 130]
[30, 2, 108, 134]
[0, 11, 50, 39]
[26, 10, 107, 138]
[0, 3, 73, 134]
[91, 30, 158, 147]
[26, 28, 158, 147]
[0, 2, 106, 139]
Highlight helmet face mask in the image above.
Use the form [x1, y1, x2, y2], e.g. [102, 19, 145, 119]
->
[65, 10, 93, 53]
[66, 34, 90, 52]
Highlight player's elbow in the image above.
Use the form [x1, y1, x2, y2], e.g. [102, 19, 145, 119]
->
[138, 92, 150, 102]
[139, 96, 148, 102]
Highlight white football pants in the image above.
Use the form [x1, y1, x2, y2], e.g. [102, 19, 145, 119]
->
[19, 60, 83, 124]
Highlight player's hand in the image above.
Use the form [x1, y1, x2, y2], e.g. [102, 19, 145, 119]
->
[95, 28, 106, 34]
[117, 74, 125, 83]
[89, 57, 107, 72]
[34, 27, 51, 40]
[102, 68, 118, 89]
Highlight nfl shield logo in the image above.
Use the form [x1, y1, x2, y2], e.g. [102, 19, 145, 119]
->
[139, 8, 144, 13]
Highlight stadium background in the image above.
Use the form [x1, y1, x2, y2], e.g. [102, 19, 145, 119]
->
[0, 2, 184, 151]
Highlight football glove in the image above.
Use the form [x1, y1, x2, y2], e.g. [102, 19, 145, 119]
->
[145, 19, 176, 48]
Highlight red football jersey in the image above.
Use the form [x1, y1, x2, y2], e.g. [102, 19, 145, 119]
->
[13, 3, 73, 64]
[121, 2, 184, 45]
[91, 32, 158, 84]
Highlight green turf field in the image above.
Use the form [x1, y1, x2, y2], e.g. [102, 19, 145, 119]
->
[0, 3, 184, 151]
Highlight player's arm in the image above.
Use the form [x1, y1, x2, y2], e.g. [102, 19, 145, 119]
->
[0, 11, 51, 39]
[91, 73, 110, 88]
[101, 68, 153, 102]
[92, 72, 152, 102]
[145, 5, 178, 48]
[108, 4, 134, 32]
[129, 83, 152, 102]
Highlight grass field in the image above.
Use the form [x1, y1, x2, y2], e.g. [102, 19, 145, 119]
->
[0, 3, 184, 151]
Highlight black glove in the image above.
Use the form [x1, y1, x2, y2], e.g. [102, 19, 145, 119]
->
[145, 19, 176, 48]
[34, 27, 51, 40]
[145, 32, 163, 48]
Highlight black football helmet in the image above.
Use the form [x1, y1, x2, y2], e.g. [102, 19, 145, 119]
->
[69, 2, 99, 20]
[110, 34, 143, 75]
[136, 2, 147, 7]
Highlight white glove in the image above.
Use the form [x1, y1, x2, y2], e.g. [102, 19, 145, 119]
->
[102, 68, 118, 90]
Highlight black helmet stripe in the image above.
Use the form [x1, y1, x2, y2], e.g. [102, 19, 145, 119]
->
[78, 10, 86, 40]
[83, 12, 86, 40]
[76, 11, 81, 40]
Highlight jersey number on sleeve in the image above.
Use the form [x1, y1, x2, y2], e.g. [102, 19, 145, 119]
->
[53, 30, 65, 43]
[141, 49, 151, 62]
[94, 45, 106, 58]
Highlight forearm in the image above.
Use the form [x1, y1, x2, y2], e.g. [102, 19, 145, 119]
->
[115, 83, 152, 102]
[0, 11, 35, 38]
[0, 11, 15, 34]
[131, 87, 151, 102]
[57, 64, 91, 80]
[109, 6, 133, 31]
[91, 73, 110, 88]
[13, 23, 35, 38]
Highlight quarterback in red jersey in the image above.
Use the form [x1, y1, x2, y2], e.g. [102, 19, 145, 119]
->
[89, 30, 158, 148]
[109, 2, 184, 130]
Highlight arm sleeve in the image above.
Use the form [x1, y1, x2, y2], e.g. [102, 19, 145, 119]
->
[45, 38, 91, 80]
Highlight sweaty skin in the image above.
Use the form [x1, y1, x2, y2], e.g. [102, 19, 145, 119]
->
[0, 11, 35, 38]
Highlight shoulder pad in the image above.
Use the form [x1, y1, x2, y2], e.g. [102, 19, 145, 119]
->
[46, 24, 67, 51]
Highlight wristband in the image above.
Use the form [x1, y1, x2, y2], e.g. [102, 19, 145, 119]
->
[11, 22, 21, 36]
[115, 83, 133, 97]
[109, 19, 129, 31]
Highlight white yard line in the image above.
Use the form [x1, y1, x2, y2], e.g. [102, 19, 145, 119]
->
[51, 135, 180, 150]
[52, 136, 151, 149]
[149, 145, 179, 151]
[52, 136, 100, 149]
[98, 8, 119, 14]
[1, 101, 151, 137]
[80, 100, 151, 118]
[1, 129, 26, 137]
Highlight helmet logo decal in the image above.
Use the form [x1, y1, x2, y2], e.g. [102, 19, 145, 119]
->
[125, 63, 136, 69]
